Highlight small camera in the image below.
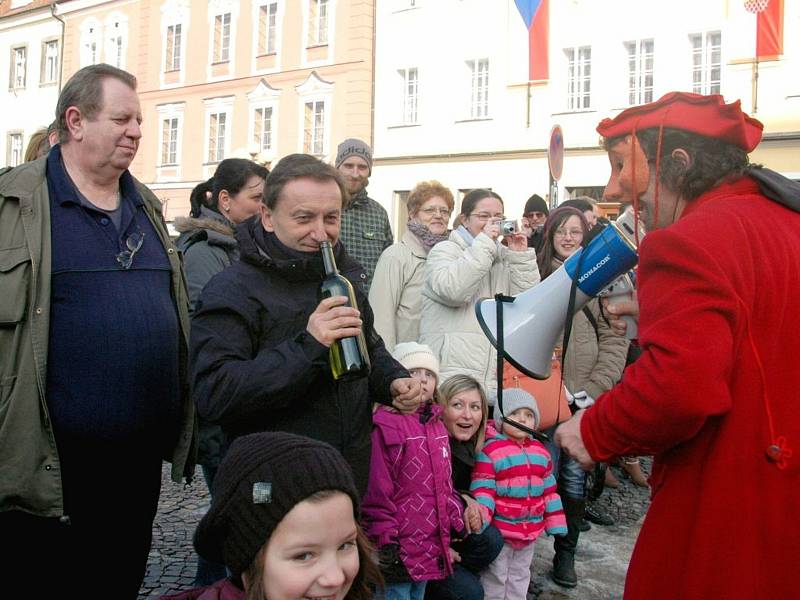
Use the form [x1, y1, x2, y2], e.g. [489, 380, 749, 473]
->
[500, 219, 518, 235]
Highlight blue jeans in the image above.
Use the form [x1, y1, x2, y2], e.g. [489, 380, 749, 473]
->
[425, 524, 504, 600]
[378, 581, 427, 600]
[544, 426, 586, 499]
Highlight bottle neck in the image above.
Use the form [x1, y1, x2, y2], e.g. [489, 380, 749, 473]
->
[319, 241, 339, 275]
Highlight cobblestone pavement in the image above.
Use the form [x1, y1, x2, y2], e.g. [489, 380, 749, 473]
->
[140, 460, 652, 599]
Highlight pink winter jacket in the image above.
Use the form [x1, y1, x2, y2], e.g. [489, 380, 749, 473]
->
[362, 403, 466, 581]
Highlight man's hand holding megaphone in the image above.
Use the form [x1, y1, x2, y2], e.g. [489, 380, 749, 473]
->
[602, 291, 640, 338]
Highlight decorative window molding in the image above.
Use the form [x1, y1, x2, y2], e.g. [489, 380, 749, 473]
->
[565, 46, 591, 111]
[7, 131, 24, 167]
[398, 67, 419, 125]
[295, 71, 333, 157]
[467, 58, 489, 119]
[625, 39, 654, 106]
[79, 18, 102, 67]
[9, 45, 27, 91]
[156, 103, 185, 180]
[690, 31, 721, 95]
[40, 39, 60, 86]
[301, 0, 335, 67]
[247, 79, 281, 159]
[203, 96, 235, 167]
[207, 0, 241, 81]
[104, 13, 129, 70]
[251, 0, 284, 74]
[161, 0, 191, 87]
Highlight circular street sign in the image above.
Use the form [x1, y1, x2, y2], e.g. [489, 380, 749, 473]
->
[548, 125, 564, 181]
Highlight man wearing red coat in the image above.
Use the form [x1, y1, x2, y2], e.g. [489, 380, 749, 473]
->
[556, 92, 800, 599]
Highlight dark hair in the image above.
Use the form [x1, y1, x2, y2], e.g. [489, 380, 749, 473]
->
[604, 128, 750, 201]
[56, 64, 138, 144]
[189, 158, 269, 218]
[537, 206, 589, 279]
[264, 153, 347, 210]
[559, 197, 595, 214]
[241, 490, 382, 600]
[457, 189, 503, 228]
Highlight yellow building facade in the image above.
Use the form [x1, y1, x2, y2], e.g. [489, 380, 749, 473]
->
[57, 0, 375, 220]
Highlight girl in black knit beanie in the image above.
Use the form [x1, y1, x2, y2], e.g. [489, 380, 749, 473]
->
[161, 431, 382, 600]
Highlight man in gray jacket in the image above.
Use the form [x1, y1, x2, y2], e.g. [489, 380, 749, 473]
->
[0, 64, 194, 597]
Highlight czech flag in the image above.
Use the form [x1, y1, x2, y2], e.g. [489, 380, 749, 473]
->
[515, 0, 549, 82]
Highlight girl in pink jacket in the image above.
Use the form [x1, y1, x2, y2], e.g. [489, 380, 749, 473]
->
[362, 342, 467, 600]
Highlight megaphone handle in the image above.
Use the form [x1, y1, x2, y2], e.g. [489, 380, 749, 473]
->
[495, 293, 549, 443]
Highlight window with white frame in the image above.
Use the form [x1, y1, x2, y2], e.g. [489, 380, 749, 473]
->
[213, 13, 232, 62]
[161, 117, 180, 165]
[10, 46, 26, 89]
[41, 40, 59, 85]
[253, 106, 274, 153]
[625, 39, 654, 106]
[165, 24, 182, 71]
[303, 100, 326, 155]
[8, 133, 23, 166]
[208, 112, 227, 162]
[258, 2, 279, 55]
[690, 31, 721, 95]
[105, 15, 129, 70]
[308, 0, 328, 46]
[565, 46, 591, 110]
[80, 19, 102, 67]
[399, 67, 418, 124]
[467, 59, 489, 118]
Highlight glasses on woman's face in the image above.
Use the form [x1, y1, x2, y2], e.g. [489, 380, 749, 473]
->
[470, 212, 505, 222]
[418, 206, 452, 217]
[553, 228, 583, 240]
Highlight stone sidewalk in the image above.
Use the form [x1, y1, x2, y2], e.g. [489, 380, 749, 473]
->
[139, 461, 652, 599]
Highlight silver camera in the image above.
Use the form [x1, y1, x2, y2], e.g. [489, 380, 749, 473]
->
[500, 219, 518, 235]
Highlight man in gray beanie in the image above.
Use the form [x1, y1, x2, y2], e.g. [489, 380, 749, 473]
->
[336, 137, 393, 292]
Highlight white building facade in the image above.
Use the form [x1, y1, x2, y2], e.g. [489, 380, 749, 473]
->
[371, 0, 800, 234]
[0, 1, 64, 167]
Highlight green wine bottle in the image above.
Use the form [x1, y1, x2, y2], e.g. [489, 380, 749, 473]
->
[318, 240, 371, 380]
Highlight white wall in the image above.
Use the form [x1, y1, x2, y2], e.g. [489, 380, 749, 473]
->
[0, 7, 62, 166]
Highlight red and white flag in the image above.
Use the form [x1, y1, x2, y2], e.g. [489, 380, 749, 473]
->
[734, 0, 784, 60]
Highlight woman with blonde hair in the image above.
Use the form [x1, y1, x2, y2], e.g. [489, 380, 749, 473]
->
[370, 180, 454, 350]
[426, 374, 502, 600]
[24, 127, 51, 162]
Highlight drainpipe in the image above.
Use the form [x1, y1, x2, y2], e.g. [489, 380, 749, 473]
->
[50, 0, 66, 92]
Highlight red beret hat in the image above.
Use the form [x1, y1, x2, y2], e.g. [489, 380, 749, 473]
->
[596, 91, 764, 152]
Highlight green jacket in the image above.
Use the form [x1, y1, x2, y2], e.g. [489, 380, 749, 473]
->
[0, 156, 196, 518]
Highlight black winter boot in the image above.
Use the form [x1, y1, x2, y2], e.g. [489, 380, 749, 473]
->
[551, 496, 586, 588]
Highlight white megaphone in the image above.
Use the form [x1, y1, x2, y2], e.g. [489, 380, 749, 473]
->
[476, 214, 643, 380]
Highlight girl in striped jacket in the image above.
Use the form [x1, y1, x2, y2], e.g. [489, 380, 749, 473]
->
[470, 389, 567, 600]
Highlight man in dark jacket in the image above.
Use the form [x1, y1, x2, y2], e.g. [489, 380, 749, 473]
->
[190, 154, 421, 494]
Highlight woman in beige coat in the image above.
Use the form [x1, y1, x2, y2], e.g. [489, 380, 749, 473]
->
[420, 189, 539, 401]
[369, 181, 454, 350]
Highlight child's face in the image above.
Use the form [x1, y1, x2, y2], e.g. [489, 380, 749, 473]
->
[409, 368, 437, 403]
[502, 408, 537, 442]
[259, 491, 359, 600]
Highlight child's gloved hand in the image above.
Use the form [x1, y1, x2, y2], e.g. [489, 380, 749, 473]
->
[378, 543, 411, 583]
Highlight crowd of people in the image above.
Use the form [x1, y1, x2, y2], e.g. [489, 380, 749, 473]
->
[1, 62, 798, 600]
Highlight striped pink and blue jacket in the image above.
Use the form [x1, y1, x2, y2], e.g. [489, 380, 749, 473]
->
[470, 428, 567, 548]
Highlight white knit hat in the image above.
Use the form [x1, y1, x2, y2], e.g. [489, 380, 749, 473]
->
[498, 388, 541, 430]
[391, 342, 439, 378]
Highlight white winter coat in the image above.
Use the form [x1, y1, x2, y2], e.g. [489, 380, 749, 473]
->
[420, 229, 539, 401]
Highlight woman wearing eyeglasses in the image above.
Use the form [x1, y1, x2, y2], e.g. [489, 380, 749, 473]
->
[369, 180, 455, 350]
[419, 188, 539, 404]
[537, 206, 629, 589]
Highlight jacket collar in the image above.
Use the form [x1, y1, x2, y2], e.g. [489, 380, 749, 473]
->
[680, 176, 761, 220]
[402, 228, 428, 258]
[235, 216, 365, 282]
